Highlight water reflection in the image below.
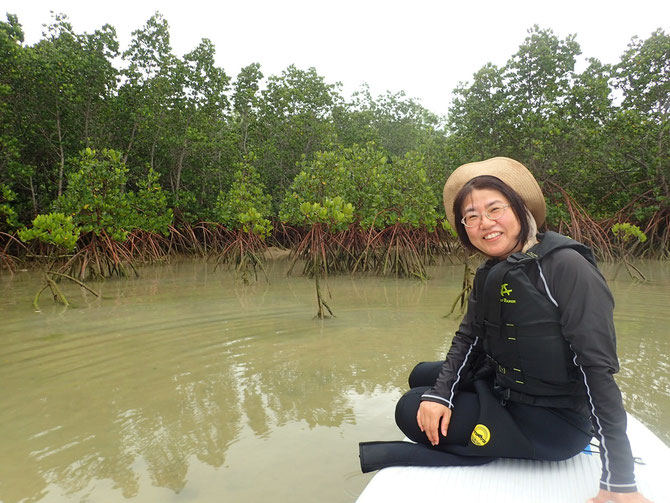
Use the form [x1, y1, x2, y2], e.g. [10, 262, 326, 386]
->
[0, 259, 668, 502]
[602, 262, 670, 437]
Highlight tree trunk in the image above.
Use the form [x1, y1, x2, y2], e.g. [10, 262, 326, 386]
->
[657, 119, 669, 198]
[29, 175, 37, 217]
[83, 96, 92, 147]
[173, 142, 188, 202]
[150, 138, 157, 171]
[123, 120, 138, 164]
[56, 106, 65, 198]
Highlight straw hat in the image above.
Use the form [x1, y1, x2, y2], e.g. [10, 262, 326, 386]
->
[443, 157, 546, 228]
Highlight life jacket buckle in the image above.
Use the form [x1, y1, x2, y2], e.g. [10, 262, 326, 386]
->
[494, 385, 511, 401]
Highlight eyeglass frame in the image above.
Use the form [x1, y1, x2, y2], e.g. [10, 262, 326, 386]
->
[460, 204, 511, 228]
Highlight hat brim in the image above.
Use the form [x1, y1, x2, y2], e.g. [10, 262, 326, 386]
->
[443, 157, 546, 228]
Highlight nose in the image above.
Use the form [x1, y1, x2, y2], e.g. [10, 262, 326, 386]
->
[479, 214, 496, 229]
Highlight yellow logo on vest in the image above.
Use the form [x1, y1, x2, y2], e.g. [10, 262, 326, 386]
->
[471, 424, 491, 446]
[500, 283, 516, 303]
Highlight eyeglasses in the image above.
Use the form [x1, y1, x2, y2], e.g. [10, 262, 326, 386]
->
[460, 204, 510, 228]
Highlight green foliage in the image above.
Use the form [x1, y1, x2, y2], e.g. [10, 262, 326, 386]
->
[0, 19, 36, 222]
[233, 62, 263, 155]
[342, 85, 443, 157]
[0, 183, 18, 231]
[54, 148, 174, 239]
[118, 12, 233, 223]
[54, 148, 131, 241]
[299, 197, 354, 231]
[253, 65, 341, 205]
[279, 143, 437, 230]
[1, 10, 669, 257]
[544, 200, 572, 230]
[611, 222, 648, 244]
[18, 212, 80, 251]
[449, 26, 583, 169]
[18, 13, 119, 204]
[214, 161, 272, 238]
[611, 28, 670, 209]
[384, 151, 439, 230]
[169, 190, 200, 223]
[611, 222, 648, 281]
[127, 168, 173, 235]
[237, 207, 272, 238]
[615, 29, 670, 116]
[440, 218, 457, 238]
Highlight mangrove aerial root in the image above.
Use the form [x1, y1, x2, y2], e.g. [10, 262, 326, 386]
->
[33, 270, 101, 311]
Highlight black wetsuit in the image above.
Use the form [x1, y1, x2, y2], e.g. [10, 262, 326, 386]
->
[416, 235, 636, 493]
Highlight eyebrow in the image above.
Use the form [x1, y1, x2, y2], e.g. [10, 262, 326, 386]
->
[463, 199, 506, 213]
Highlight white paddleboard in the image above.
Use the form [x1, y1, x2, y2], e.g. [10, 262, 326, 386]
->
[356, 414, 669, 503]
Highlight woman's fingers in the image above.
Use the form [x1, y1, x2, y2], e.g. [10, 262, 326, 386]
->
[587, 489, 654, 503]
[417, 401, 450, 446]
[441, 407, 452, 437]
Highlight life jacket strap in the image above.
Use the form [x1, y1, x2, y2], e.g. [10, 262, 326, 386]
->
[493, 385, 577, 409]
[486, 354, 525, 383]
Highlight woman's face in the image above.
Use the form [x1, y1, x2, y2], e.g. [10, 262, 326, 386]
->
[461, 188, 522, 259]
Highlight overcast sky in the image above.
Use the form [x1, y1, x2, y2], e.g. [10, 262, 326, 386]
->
[3, 0, 669, 116]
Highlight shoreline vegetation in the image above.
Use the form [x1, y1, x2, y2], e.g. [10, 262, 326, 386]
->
[1, 13, 668, 286]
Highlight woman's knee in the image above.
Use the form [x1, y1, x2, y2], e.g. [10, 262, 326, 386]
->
[408, 361, 443, 388]
[394, 387, 478, 446]
[395, 387, 430, 443]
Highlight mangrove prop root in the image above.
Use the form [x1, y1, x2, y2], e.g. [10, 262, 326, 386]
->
[215, 229, 269, 283]
[33, 284, 49, 311]
[615, 260, 647, 282]
[46, 271, 101, 297]
[313, 267, 334, 319]
[33, 269, 101, 310]
[447, 258, 474, 316]
[45, 276, 69, 306]
[447, 286, 470, 317]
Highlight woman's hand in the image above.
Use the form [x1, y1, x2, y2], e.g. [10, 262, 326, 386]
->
[587, 489, 653, 503]
[416, 401, 452, 446]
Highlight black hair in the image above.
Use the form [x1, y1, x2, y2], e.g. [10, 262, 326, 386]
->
[452, 175, 531, 253]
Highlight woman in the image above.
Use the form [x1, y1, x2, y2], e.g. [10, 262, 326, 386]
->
[360, 157, 651, 503]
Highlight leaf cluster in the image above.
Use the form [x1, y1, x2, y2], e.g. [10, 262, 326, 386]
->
[0, 183, 19, 231]
[54, 148, 131, 241]
[18, 212, 80, 251]
[48, 148, 173, 241]
[214, 161, 272, 238]
[127, 167, 173, 235]
[611, 222, 648, 243]
[299, 197, 354, 231]
[279, 143, 437, 230]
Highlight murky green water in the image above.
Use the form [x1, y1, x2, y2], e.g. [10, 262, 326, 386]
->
[1, 259, 668, 503]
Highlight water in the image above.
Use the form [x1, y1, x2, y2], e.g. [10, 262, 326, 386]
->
[1, 259, 668, 503]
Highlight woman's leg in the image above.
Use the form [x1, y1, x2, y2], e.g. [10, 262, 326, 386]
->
[407, 361, 443, 389]
[507, 403, 592, 461]
[359, 383, 493, 473]
[394, 386, 480, 447]
[397, 364, 591, 461]
[395, 380, 591, 461]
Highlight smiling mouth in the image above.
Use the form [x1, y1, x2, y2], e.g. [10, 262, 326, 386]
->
[483, 232, 502, 240]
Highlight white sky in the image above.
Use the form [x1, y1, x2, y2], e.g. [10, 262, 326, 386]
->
[3, 0, 669, 116]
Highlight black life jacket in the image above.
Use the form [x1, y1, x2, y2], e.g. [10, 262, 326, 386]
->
[473, 232, 596, 407]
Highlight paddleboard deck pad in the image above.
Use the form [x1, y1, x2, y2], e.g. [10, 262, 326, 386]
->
[356, 414, 668, 503]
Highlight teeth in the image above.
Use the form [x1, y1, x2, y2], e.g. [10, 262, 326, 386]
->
[484, 232, 501, 240]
